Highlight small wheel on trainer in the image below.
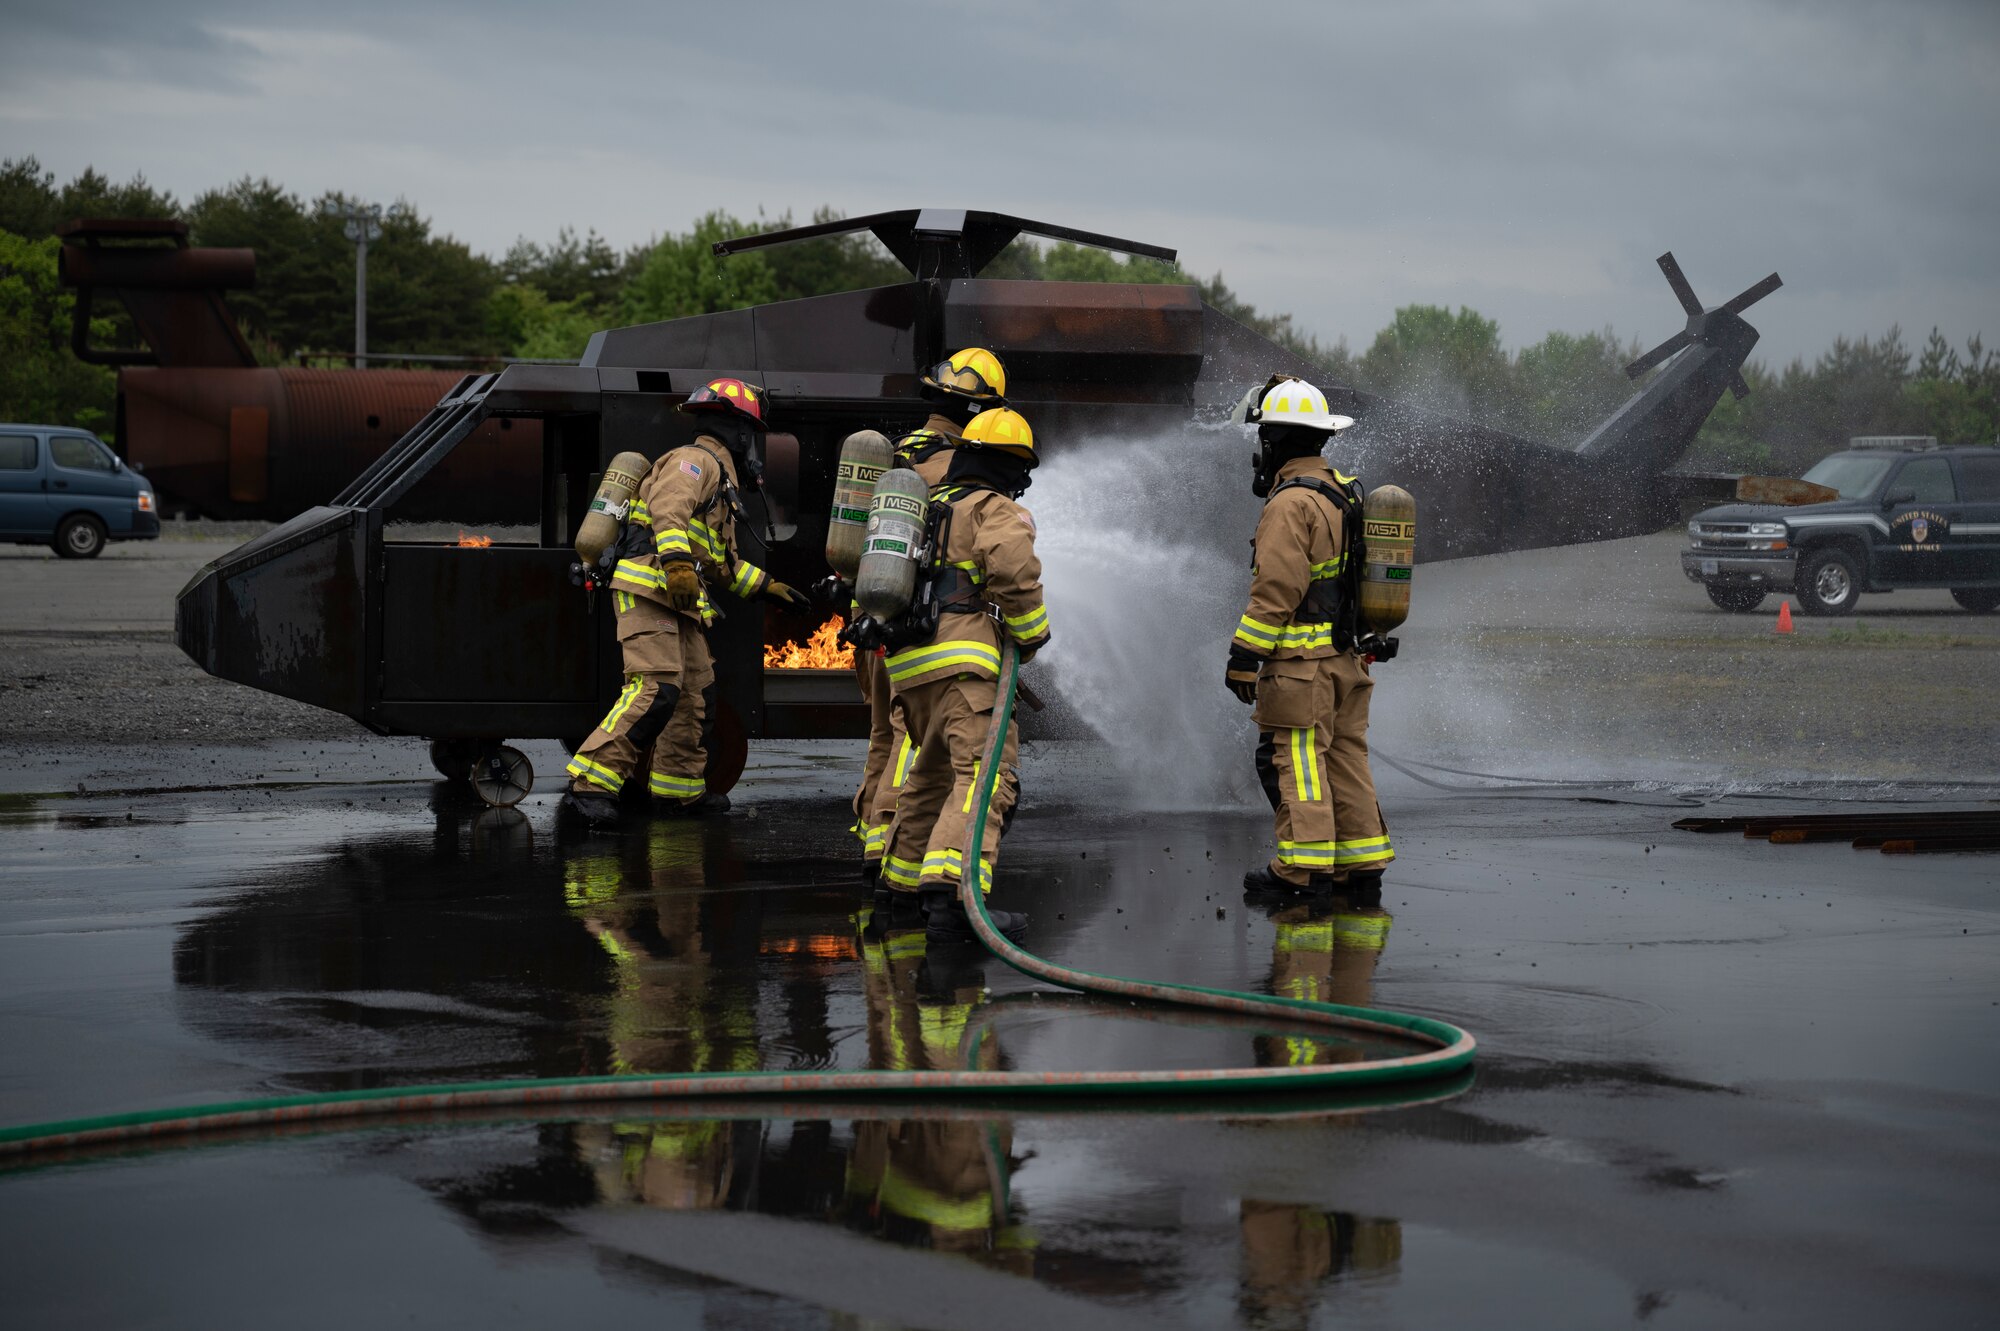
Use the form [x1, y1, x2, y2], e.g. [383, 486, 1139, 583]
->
[428, 738, 483, 782]
[471, 745, 534, 808]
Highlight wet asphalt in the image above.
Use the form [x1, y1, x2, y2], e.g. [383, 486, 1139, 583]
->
[2, 735, 1996, 1329]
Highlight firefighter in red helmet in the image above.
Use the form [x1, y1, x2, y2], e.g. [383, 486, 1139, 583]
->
[562, 378, 808, 826]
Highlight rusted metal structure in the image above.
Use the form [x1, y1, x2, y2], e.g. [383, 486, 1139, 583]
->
[176, 209, 1780, 793]
[57, 218, 539, 521]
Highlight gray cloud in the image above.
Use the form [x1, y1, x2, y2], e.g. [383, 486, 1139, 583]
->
[4, 0, 1995, 364]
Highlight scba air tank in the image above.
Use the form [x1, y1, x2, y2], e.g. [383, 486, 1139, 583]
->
[854, 467, 930, 620]
[1360, 484, 1416, 634]
[825, 430, 894, 580]
[573, 452, 653, 566]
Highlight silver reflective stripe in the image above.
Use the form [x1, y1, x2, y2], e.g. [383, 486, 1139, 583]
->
[1785, 514, 1891, 534]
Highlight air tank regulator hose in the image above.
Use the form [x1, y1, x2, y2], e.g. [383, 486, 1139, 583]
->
[0, 642, 1474, 1160]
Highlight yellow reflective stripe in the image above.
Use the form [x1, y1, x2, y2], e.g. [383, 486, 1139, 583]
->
[612, 558, 666, 589]
[1277, 839, 1338, 867]
[1003, 604, 1049, 640]
[884, 929, 926, 961]
[566, 753, 623, 793]
[648, 771, 706, 798]
[860, 823, 887, 853]
[1333, 835, 1394, 864]
[1276, 920, 1335, 953]
[627, 499, 651, 524]
[961, 761, 981, 813]
[1335, 915, 1391, 949]
[1234, 614, 1281, 649]
[1308, 554, 1347, 579]
[947, 558, 987, 586]
[885, 640, 1002, 683]
[654, 527, 693, 557]
[1278, 622, 1334, 649]
[882, 855, 924, 887]
[690, 522, 727, 559]
[878, 1163, 994, 1230]
[919, 1002, 974, 1060]
[1288, 726, 1321, 803]
[601, 673, 645, 732]
[613, 591, 634, 614]
[921, 847, 993, 891]
[891, 736, 917, 788]
[729, 561, 768, 597]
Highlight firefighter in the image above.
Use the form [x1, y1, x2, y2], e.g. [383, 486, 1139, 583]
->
[878, 405, 1047, 942]
[852, 349, 1010, 886]
[1227, 377, 1394, 900]
[561, 378, 807, 826]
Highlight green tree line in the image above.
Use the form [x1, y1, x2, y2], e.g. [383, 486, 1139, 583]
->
[2, 155, 1991, 470]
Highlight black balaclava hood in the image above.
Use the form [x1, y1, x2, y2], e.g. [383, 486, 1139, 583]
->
[919, 384, 984, 430]
[943, 444, 1034, 499]
[1252, 423, 1326, 498]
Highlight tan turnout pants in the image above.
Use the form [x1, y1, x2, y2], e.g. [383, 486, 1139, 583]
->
[853, 650, 919, 865]
[566, 598, 714, 804]
[881, 675, 1019, 894]
[1253, 652, 1393, 885]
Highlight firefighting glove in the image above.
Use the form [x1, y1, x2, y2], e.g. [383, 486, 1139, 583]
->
[1225, 650, 1263, 705]
[662, 561, 703, 614]
[763, 579, 810, 608]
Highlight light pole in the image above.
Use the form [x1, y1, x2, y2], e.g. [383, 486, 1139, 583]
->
[322, 198, 383, 361]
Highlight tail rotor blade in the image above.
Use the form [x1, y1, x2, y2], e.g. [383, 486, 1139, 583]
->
[1729, 370, 1752, 400]
[1719, 272, 1783, 317]
[1657, 252, 1703, 317]
[1625, 331, 1692, 379]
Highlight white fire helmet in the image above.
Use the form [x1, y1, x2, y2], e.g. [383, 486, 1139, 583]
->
[1233, 375, 1356, 433]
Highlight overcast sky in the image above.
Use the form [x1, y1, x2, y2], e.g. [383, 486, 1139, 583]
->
[5, 0, 1995, 366]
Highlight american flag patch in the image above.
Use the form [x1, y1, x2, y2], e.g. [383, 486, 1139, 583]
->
[680, 461, 702, 478]
[1018, 511, 1036, 534]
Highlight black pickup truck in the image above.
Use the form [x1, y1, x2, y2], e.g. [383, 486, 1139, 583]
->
[1681, 441, 2000, 615]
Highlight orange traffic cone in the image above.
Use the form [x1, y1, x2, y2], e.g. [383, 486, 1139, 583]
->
[1775, 601, 1794, 634]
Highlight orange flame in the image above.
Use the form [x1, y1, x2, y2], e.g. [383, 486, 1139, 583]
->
[456, 531, 493, 548]
[765, 616, 854, 669]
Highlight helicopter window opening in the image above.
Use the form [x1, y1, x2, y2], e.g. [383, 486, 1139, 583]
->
[1800, 454, 1891, 499]
[635, 372, 673, 395]
[381, 413, 545, 546]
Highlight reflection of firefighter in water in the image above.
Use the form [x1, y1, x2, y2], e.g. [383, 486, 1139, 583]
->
[1238, 897, 1401, 1327]
[563, 823, 761, 1210]
[839, 907, 1034, 1272]
[1256, 897, 1394, 1067]
[1239, 1202, 1402, 1331]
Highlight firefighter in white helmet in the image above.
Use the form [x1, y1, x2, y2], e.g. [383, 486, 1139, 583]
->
[1227, 376, 1394, 902]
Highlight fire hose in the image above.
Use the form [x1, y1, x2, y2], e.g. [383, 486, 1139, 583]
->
[0, 641, 1474, 1160]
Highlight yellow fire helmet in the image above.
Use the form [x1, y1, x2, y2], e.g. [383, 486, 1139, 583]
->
[921, 346, 1008, 405]
[1237, 374, 1356, 433]
[960, 405, 1036, 460]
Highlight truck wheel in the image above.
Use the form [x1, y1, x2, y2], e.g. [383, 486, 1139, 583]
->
[1796, 548, 1861, 617]
[1950, 587, 2000, 613]
[53, 515, 106, 560]
[1705, 585, 1766, 613]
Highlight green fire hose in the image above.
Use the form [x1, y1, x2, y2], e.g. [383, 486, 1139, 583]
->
[0, 641, 1474, 1160]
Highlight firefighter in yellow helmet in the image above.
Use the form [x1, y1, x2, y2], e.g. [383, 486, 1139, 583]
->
[878, 404, 1047, 943]
[562, 378, 809, 826]
[851, 350, 1009, 890]
[1227, 376, 1394, 900]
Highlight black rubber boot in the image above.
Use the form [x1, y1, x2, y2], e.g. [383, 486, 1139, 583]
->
[1340, 871, 1384, 907]
[559, 789, 622, 827]
[658, 792, 732, 818]
[1242, 865, 1332, 896]
[870, 885, 926, 926]
[920, 886, 1027, 945]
